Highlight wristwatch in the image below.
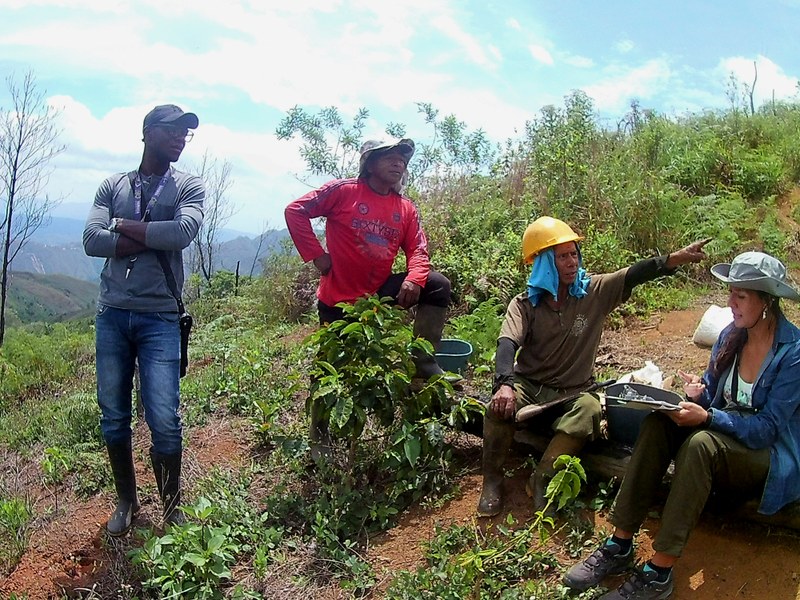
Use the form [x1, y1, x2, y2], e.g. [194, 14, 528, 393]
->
[109, 217, 121, 232]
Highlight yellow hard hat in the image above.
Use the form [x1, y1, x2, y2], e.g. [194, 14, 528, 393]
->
[522, 216, 583, 264]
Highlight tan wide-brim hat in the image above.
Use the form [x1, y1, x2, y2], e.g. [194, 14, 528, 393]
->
[711, 251, 800, 301]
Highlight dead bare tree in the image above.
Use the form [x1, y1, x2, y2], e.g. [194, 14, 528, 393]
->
[190, 150, 235, 282]
[748, 60, 758, 116]
[248, 220, 276, 277]
[0, 71, 65, 346]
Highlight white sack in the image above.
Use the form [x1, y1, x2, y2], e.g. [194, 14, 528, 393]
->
[692, 305, 733, 348]
[617, 360, 663, 388]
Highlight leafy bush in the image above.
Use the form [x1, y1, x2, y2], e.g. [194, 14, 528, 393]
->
[0, 391, 101, 452]
[131, 497, 244, 599]
[308, 296, 450, 440]
[446, 298, 505, 376]
[0, 495, 33, 576]
[0, 322, 93, 411]
[243, 297, 484, 589]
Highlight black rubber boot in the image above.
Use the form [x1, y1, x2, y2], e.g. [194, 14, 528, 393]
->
[150, 450, 183, 526]
[413, 304, 462, 382]
[308, 398, 333, 462]
[477, 417, 515, 517]
[106, 440, 140, 537]
[527, 432, 586, 514]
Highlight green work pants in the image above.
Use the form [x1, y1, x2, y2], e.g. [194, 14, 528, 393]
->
[610, 412, 769, 557]
[503, 376, 602, 440]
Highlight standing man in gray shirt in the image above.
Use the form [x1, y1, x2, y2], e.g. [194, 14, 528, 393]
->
[83, 104, 204, 535]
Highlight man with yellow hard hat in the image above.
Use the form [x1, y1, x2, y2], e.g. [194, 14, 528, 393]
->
[477, 216, 710, 517]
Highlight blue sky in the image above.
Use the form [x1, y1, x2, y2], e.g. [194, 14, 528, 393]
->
[1, 0, 799, 234]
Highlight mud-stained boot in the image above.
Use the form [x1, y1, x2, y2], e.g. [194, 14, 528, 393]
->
[308, 398, 333, 462]
[477, 417, 516, 517]
[150, 450, 183, 526]
[412, 304, 461, 382]
[106, 440, 140, 537]
[527, 432, 586, 514]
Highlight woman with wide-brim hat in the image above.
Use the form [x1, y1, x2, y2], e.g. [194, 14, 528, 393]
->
[564, 251, 800, 600]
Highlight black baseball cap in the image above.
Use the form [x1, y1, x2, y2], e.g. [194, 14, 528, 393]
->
[142, 104, 199, 133]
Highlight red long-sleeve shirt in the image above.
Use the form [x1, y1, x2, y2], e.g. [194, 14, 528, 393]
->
[284, 178, 430, 306]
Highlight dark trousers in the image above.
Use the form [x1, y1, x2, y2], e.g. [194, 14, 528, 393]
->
[610, 412, 769, 557]
[317, 270, 451, 325]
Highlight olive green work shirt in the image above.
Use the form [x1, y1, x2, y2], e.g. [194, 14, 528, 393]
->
[499, 268, 629, 393]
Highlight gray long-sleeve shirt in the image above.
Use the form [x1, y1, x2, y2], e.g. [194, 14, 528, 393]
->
[83, 168, 204, 312]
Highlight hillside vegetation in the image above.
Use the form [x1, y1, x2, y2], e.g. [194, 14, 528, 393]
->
[2, 93, 800, 599]
[5, 271, 97, 325]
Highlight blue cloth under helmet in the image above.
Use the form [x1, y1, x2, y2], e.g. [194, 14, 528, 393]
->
[526, 247, 591, 306]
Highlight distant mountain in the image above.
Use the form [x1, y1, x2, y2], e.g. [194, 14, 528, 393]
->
[197, 230, 291, 276]
[6, 271, 98, 324]
[13, 217, 291, 282]
[30, 214, 256, 246]
[13, 239, 106, 281]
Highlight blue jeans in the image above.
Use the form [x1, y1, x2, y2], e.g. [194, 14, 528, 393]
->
[95, 304, 183, 455]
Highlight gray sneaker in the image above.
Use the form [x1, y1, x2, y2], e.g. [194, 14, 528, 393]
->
[599, 566, 674, 600]
[563, 541, 634, 591]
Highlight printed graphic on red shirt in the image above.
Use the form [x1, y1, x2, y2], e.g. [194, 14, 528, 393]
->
[284, 179, 430, 305]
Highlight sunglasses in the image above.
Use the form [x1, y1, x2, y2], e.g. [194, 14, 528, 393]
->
[148, 124, 194, 142]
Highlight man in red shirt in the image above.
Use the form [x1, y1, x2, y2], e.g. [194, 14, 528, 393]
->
[285, 138, 452, 441]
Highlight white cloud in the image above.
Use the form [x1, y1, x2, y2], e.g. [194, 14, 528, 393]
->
[615, 39, 635, 54]
[582, 59, 672, 113]
[488, 44, 503, 62]
[431, 14, 497, 69]
[506, 17, 521, 31]
[528, 44, 554, 66]
[717, 55, 799, 106]
[0, 0, 123, 9]
[563, 54, 594, 69]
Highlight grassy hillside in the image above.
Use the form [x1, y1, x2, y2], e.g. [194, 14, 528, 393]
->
[6, 271, 97, 324]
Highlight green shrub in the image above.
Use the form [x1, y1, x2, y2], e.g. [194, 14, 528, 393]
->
[131, 497, 244, 599]
[446, 298, 505, 376]
[244, 297, 484, 589]
[308, 296, 447, 439]
[758, 211, 788, 257]
[0, 391, 101, 452]
[0, 495, 33, 576]
[0, 323, 93, 410]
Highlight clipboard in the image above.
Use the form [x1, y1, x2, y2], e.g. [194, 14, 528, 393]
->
[605, 383, 682, 412]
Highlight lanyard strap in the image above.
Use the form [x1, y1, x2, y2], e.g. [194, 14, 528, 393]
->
[142, 208, 185, 315]
[133, 169, 170, 220]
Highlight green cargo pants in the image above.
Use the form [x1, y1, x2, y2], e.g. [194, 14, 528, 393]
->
[510, 375, 603, 440]
[610, 411, 769, 557]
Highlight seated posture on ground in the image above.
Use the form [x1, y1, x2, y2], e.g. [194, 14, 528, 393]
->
[564, 251, 800, 600]
[284, 138, 452, 451]
[478, 217, 708, 517]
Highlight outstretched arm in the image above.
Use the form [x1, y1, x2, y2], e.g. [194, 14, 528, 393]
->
[664, 238, 712, 269]
[624, 238, 711, 292]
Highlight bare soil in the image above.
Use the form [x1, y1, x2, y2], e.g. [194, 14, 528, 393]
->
[2, 301, 800, 599]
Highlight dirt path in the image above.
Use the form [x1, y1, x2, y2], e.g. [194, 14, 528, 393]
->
[2, 304, 800, 598]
